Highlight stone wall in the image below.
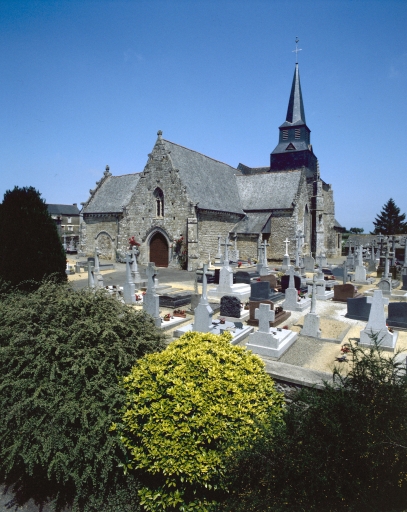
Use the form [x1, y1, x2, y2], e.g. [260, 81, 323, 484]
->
[81, 214, 122, 260]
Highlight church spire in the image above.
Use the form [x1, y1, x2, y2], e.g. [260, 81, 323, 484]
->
[285, 63, 306, 125]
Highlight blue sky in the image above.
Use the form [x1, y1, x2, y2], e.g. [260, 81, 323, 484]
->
[0, 0, 406, 233]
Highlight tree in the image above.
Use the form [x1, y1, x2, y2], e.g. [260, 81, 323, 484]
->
[0, 186, 66, 289]
[0, 280, 167, 511]
[221, 339, 407, 512]
[372, 198, 407, 235]
[115, 331, 285, 512]
[349, 227, 364, 234]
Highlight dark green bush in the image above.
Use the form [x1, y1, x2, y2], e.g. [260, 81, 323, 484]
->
[0, 280, 167, 511]
[0, 186, 67, 290]
[222, 339, 407, 512]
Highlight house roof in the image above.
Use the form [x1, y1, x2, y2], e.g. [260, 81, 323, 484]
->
[232, 212, 272, 234]
[236, 170, 302, 210]
[82, 174, 141, 214]
[162, 139, 244, 214]
[47, 204, 80, 216]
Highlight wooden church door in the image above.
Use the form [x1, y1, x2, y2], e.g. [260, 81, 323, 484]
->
[149, 232, 169, 267]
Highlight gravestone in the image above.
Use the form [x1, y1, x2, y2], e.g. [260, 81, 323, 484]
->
[346, 296, 371, 321]
[259, 274, 278, 289]
[333, 283, 362, 302]
[220, 296, 242, 318]
[282, 266, 310, 312]
[246, 303, 298, 358]
[387, 302, 407, 329]
[87, 264, 95, 290]
[360, 290, 398, 349]
[307, 272, 334, 301]
[303, 255, 315, 272]
[143, 262, 161, 327]
[159, 292, 192, 308]
[353, 244, 368, 283]
[234, 270, 260, 284]
[402, 275, 407, 291]
[247, 300, 291, 327]
[377, 278, 392, 295]
[193, 263, 214, 332]
[250, 281, 274, 301]
[131, 246, 141, 287]
[123, 253, 136, 304]
[301, 274, 322, 337]
[259, 240, 270, 276]
[280, 274, 302, 292]
[208, 245, 250, 301]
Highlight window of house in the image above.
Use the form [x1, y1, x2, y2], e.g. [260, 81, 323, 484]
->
[67, 217, 72, 223]
[67, 225, 73, 232]
[154, 188, 164, 218]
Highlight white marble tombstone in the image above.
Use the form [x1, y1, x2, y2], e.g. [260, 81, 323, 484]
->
[246, 303, 298, 358]
[282, 266, 310, 311]
[281, 238, 291, 271]
[354, 244, 367, 282]
[359, 290, 398, 349]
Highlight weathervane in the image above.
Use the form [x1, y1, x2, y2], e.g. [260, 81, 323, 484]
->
[292, 36, 302, 64]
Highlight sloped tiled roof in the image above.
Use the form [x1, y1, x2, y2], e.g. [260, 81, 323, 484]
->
[236, 171, 302, 210]
[83, 174, 140, 214]
[47, 204, 79, 216]
[163, 140, 244, 214]
[232, 212, 272, 234]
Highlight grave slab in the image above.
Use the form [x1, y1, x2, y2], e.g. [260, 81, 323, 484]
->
[174, 320, 254, 345]
[333, 283, 362, 302]
[159, 292, 192, 308]
[360, 290, 398, 350]
[247, 300, 291, 327]
[387, 303, 407, 330]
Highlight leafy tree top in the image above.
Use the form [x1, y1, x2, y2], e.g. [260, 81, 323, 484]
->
[115, 331, 285, 511]
[0, 186, 66, 288]
[372, 198, 407, 235]
[0, 280, 166, 510]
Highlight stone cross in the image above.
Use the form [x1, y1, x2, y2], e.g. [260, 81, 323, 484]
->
[295, 230, 304, 267]
[348, 240, 352, 256]
[146, 262, 157, 292]
[283, 238, 290, 256]
[216, 235, 222, 258]
[94, 247, 100, 273]
[87, 264, 95, 289]
[261, 240, 269, 265]
[131, 246, 141, 285]
[343, 260, 348, 284]
[366, 290, 389, 332]
[221, 236, 232, 265]
[255, 303, 275, 333]
[125, 253, 133, 284]
[201, 263, 209, 305]
[383, 247, 390, 279]
[287, 265, 296, 289]
[357, 244, 363, 266]
[390, 235, 397, 266]
[310, 274, 318, 314]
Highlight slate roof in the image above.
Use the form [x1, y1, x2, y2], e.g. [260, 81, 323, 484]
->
[236, 171, 302, 210]
[282, 63, 306, 127]
[47, 204, 80, 216]
[82, 174, 141, 214]
[163, 140, 244, 214]
[232, 212, 272, 234]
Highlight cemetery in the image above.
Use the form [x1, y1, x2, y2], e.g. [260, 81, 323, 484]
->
[64, 231, 407, 385]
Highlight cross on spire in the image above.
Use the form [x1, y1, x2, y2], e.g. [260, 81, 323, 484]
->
[292, 37, 302, 64]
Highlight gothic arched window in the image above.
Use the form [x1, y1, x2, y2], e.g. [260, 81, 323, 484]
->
[154, 188, 164, 218]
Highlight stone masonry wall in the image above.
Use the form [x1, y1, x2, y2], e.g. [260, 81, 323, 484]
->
[81, 215, 122, 260]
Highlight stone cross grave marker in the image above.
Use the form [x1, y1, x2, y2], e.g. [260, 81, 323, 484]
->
[259, 240, 270, 275]
[146, 262, 156, 292]
[143, 262, 160, 327]
[284, 238, 290, 256]
[255, 303, 276, 333]
[123, 253, 136, 304]
[193, 263, 214, 332]
[131, 246, 141, 286]
[295, 230, 304, 267]
[360, 289, 397, 349]
[216, 235, 222, 260]
[221, 236, 232, 266]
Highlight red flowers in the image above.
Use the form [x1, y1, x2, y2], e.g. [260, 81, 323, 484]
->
[128, 236, 140, 247]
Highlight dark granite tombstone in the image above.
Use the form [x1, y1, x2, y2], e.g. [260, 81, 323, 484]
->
[403, 275, 407, 291]
[159, 292, 192, 308]
[234, 270, 260, 284]
[387, 303, 407, 329]
[333, 283, 362, 302]
[281, 274, 301, 292]
[345, 297, 372, 321]
[247, 300, 291, 327]
[250, 281, 273, 301]
[220, 295, 242, 318]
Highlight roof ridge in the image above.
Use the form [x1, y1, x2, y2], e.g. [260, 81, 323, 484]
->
[163, 139, 237, 171]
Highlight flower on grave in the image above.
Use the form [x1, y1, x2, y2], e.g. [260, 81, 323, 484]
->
[257, 278, 261, 282]
[238, 261, 242, 267]
[128, 236, 140, 247]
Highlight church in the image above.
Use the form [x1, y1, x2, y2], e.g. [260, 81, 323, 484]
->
[79, 62, 343, 269]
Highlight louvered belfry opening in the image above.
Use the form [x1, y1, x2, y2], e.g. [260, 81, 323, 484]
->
[149, 232, 169, 267]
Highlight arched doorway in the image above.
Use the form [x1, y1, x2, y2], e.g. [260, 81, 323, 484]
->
[150, 232, 169, 267]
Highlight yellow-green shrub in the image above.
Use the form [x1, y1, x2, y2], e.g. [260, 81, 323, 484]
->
[114, 331, 285, 511]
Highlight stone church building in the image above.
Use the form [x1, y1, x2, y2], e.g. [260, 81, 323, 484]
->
[79, 63, 342, 269]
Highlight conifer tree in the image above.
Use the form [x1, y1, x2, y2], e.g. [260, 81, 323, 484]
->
[0, 186, 66, 288]
[372, 198, 407, 235]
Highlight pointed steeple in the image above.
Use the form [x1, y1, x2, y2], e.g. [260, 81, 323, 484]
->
[285, 63, 306, 126]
